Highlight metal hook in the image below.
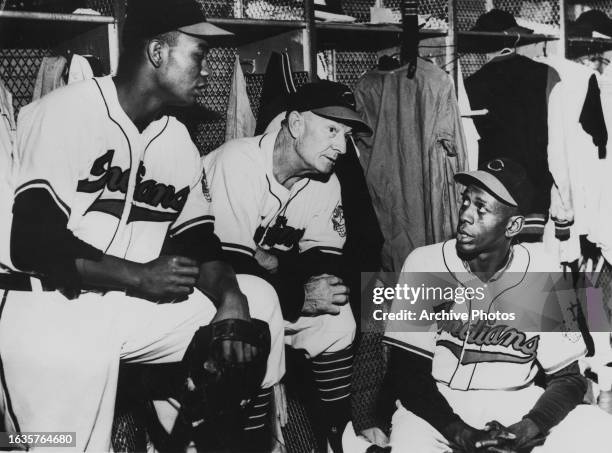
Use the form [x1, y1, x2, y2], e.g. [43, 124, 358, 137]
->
[513, 33, 520, 49]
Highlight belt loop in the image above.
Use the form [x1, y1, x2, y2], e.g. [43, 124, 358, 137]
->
[30, 276, 43, 292]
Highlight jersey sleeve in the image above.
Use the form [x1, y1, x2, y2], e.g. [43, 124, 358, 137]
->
[203, 144, 263, 261]
[11, 96, 103, 287]
[14, 99, 80, 218]
[164, 155, 222, 264]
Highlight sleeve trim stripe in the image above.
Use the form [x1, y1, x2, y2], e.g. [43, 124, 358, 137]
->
[169, 216, 214, 237]
[382, 337, 434, 359]
[15, 180, 71, 218]
[308, 246, 343, 255]
[221, 243, 254, 256]
[543, 352, 587, 374]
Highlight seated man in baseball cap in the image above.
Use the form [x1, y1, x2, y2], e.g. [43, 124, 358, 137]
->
[350, 158, 612, 452]
[1, 0, 284, 451]
[203, 80, 372, 452]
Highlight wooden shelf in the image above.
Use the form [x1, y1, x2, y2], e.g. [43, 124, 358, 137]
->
[208, 18, 307, 44]
[0, 11, 114, 23]
[0, 11, 115, 48]
[316, 22, 447, 50]
[567, 36, 612, 58]
[458, 31, 558, 52]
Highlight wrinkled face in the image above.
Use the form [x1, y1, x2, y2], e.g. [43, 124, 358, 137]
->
[159, 32, 210, 106]
[455, 184, 514, 257]
[294, 112, 352, 175]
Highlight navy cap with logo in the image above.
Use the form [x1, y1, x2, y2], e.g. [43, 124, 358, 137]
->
[454, 158, 533, 214]
[123, 0, 232, 45]
[286, 80, 372, 136]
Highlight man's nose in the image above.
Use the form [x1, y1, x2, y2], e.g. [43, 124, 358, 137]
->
[200, 59, 210, 77]
[459, 205, 473, 224]
[335, 135, 347, 154]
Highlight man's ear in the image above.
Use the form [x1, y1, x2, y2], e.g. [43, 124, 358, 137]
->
[146, 39, 165, 68]
[506, 215, 525, 239]
[286, 111, 304, 139]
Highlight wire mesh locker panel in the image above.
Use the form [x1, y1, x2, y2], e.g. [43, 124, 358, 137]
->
[339, 0, 449, 29]
[201, 0, 305, 20]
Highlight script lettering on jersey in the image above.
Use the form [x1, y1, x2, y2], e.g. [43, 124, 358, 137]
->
[437, 320, 539, 365]
[254, 215, 305, 250]
[77, 149, 189, 222]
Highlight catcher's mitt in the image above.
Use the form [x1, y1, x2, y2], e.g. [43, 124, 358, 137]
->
[180, 318, 271, 449]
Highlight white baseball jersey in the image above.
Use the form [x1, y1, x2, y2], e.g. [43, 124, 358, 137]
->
[14, 76, 214, 264]
[384, 239, 587, 391]
[203, 130, 345, 259]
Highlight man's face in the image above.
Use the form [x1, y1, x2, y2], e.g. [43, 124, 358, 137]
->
[455, 184, 514, 257]
[294, 112, 351, 175]
[159, 32, 210, 106]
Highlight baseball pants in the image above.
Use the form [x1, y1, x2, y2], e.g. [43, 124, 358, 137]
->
[386, 384, 612, 453]
[284, 303, 356, 358]
[0, 274, 285, 452]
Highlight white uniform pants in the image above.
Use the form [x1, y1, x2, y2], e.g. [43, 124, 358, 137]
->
[0, 274, 284, 452]
[284, 303, 356, 358]
[387, 384, 612, 453]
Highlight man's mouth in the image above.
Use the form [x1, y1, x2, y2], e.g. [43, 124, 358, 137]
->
[456, 229, 473, 243]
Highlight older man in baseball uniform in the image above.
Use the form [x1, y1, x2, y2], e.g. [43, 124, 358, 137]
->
[351, 158, 612, 453]
[0, 0, 284, 451]
[203, 81, 372, 452]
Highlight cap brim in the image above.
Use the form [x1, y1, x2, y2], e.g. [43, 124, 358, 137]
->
[504, 25, 533, 34]
[454, 171, 518, 206]
[311, 106, 373, 136]
[179, 21, 234, 37]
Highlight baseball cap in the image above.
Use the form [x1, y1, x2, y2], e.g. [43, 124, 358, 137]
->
[471, 9, 533, 34]
[454, 158, 533, 214]
[569, 10, 612, 38]
[286, 81, 372, 135]
[123, 0, 232, 44]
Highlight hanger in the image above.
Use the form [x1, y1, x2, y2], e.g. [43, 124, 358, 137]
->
[498, 33, 520, 56]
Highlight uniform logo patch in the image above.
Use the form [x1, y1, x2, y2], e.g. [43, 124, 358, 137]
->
[254, 215, 305, 250]
[201, 170, 212, 203]
[332, 205, 346, 237]
[487, 159, 505, 172]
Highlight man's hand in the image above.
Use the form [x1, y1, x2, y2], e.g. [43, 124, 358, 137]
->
[360, 427, 389, 448]
[134, 256, 200, 302]
[484, 419, 545, 453]
[211, 293, 258, 364]
[445, 420, 504, 453]
[302, 274, 350, 316]
[254, 247, 279, 273]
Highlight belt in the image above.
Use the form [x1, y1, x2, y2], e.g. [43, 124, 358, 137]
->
[0, 273, 55, 291]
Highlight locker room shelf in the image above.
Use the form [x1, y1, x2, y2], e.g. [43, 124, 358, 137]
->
[567, 36, 612, 58]
[0, 11, 114, 24]
[316, 22, 447, 50]
[457, 30, 559, 52]
[0, 11, 115, 48]
[207, 18, 307, 44]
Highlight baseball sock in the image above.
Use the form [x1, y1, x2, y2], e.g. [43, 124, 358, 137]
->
[310, 345, 354, 452]
[241, 387, 273, 452]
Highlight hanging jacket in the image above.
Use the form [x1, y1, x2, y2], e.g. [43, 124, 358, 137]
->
[354, 59, 468, 275]
[465, 54, 558, 237]
[225, 55, 256, 141]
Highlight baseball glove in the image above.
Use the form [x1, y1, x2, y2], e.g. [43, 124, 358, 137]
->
[180, 318, 271, 450]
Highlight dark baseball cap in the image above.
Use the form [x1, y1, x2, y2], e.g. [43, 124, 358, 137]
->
[454, 158, 533, 214]
[286, 81, 372, 135]
[471, 9, 533, 34]
[569, 10, 612, 38]
[123, 0, 232, 44]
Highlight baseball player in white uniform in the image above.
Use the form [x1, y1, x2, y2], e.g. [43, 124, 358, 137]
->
[203, 80, 372, 452]
[350, 158, 612, 453]
[0, 1, 284, 451]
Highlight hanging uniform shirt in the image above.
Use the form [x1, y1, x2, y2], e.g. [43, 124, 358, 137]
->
[0, 78, 16, 272]
[384, 239, 587, 391]
[354, 60, 468, 274]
